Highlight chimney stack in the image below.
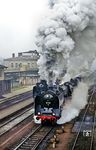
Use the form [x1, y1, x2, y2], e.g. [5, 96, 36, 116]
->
[12, 53, 15, 58]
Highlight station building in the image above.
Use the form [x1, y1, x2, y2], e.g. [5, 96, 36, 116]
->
[4, 50, 40, 87]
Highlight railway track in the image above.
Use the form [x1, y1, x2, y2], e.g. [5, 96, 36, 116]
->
[0, 90, 33, 110]
[89, 111, 96, 150]
[0, 90, 34, 120]
[0, 105, 34, 137]
[71, 87, 96, 150]
[0, 103, 34, 127]
[13, 125, 53, 150]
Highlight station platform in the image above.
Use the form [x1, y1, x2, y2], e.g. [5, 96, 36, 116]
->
[0, 86, 33, 101]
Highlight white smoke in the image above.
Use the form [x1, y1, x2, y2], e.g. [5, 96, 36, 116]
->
[57, 82, 88, 124]
[35, 0, 96, 124]
[36, 0, 96, 82]
[91, 58, 96, 72]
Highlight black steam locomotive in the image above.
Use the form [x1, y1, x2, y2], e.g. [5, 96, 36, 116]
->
[33, 77, 81, 124]
[34, 90, 62, 124]
[61, 76, 82, 97]
[33, 80, 48, 98]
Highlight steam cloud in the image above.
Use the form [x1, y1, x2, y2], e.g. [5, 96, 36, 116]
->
[57, 82, 88, 124]
[36, 0, 96, 123]
[36, 0, 96, 82]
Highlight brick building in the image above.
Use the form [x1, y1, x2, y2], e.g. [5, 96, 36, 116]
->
[4, 50, 40, 86]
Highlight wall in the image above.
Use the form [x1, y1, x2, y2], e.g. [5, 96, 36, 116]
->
[0, 80, 11, 97]
[0, 69, 4, 80]
[4, 60, 38, 71]
[19, 76, 40, 86]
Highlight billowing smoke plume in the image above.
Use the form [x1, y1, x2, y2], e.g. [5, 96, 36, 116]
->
[57, 82, 88, 124]
[36, 0, 96, 83]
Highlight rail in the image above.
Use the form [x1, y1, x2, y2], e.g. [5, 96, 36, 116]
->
[0, 106, 34, 137]
[71, 87, 96, 150]
[13, 126, 53, 150]
[0, 90, 33, 110]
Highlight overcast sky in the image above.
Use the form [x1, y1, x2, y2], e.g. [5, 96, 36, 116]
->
[0, 0, 48, 58]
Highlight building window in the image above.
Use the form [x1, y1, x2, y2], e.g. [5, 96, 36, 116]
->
[19, 63, 22, 68]
[28, 63, 30, 67]
[32, 62, 35, 68]
[15, 63, 18, 68]
[11, 63, 14, 68]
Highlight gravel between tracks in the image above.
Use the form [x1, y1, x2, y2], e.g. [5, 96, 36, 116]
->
[47, 123, 74, 150]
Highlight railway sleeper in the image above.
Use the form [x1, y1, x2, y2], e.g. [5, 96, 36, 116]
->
[28, 137, 39, 140]
[25, 139, 41, 144]
[25, 141, 37, 144]
[24, 142, 38, 146]
[21, 145, 31, 148]
[25, 144, 36, 147]
[28, 138, 41, 142]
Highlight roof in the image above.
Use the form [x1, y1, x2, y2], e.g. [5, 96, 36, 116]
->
[0, 65, 7, 69]
[23, 50, 37, 53]
[4, 57, 39, 61]
[4, 50, 40, 61]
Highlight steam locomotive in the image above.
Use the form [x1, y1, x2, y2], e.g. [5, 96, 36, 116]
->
[34, 90, 62, 125]
[61, 76, 81, 97]
[33, 80, 48, 98]
[33, 77, 81, 125]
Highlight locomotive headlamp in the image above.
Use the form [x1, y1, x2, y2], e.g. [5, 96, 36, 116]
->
[44, 94, 53, 99]
[53, 113, 55, 116]
[38, 112, 40, 115]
